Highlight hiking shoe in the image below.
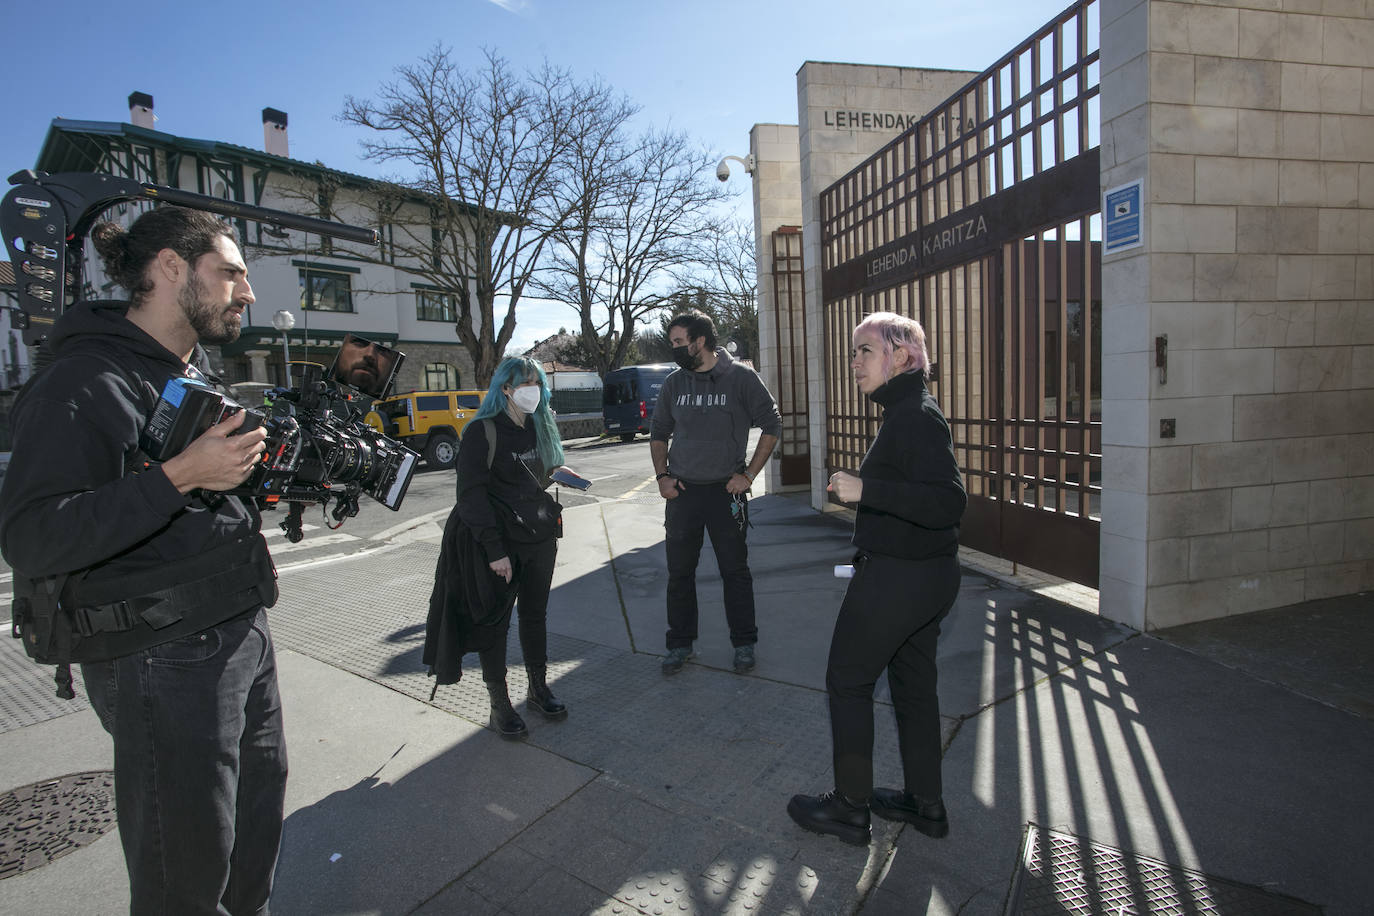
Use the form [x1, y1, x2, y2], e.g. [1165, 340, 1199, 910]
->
[661, 646, 694, 675]
[870, 788, 949, 838]
[787, 790, 871, 846]
[733, 644, 756, 673]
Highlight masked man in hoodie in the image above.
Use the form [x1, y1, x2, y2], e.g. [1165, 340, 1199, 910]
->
[0, 207, 286, 915]
[650, 311, 781, 676]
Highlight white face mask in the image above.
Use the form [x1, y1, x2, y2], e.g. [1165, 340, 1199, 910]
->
[509, 385, 541, 413]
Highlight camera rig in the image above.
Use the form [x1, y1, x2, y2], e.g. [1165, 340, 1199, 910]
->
[1, 169, 380, 344]
[1, 170, 419, 541]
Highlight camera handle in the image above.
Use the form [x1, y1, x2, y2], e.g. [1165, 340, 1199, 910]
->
[281, 503, 306, 544]
[329, 489, 361, 527]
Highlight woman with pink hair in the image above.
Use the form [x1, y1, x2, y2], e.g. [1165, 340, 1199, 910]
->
[788, 311, 966, 846]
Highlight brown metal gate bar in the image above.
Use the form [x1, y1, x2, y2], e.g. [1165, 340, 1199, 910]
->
[819, 0, 1103, 587]
[770, 227, 810, 485]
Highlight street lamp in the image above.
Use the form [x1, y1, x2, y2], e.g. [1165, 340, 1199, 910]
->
[271, 310, 295, 381]
[715, 154, 756, 182]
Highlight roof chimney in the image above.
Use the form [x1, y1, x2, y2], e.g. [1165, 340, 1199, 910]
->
[262, 107, 288, 158]
[128, 92, 155, 130]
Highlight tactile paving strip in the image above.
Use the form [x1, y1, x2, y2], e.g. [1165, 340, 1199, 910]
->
[0, 771, 117, 878]
[1009, 824, 1322, 915]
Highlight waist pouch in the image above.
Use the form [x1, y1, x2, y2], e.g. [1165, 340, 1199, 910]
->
[11, 534, 278, 665]
[491, 492, 562, 543]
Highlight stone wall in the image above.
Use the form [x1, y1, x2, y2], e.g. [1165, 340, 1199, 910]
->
[1099, 0, 1374, 629]
[393, 342, 477, 393]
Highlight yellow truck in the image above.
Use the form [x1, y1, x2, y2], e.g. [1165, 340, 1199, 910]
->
[364, 390, 485, 470]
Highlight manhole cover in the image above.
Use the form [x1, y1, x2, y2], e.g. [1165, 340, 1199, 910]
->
[0, 771, 117, 879]
[1008, 824, 1321, 915]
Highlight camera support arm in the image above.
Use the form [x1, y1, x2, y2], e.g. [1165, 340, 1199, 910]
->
[1, 170, 380, 345]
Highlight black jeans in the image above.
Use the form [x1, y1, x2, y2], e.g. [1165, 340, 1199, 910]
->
[826, 552, 960, 803]
[479, 537, 558, 681]
[664, 481, 757, 649]
[81, 608, 288, 916]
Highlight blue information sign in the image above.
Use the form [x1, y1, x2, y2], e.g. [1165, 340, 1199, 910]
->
[1103, 180, 1143, 254]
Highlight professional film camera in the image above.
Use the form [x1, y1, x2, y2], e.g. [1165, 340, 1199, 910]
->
[1, 170, 418, 541]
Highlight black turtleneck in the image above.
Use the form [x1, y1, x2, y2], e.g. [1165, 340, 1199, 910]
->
[852, 371, 966, 560]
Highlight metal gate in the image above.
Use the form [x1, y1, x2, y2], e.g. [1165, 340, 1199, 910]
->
[771, 227, 811, 485]
[820, 0, 1103, 586]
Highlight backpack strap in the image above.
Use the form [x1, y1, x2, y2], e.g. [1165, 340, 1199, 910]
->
[484, 418, 497, 469]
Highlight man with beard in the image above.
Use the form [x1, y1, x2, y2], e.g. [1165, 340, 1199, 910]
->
[651, 310, 781, 676]
[332, 333, 396, 397]
[0, 206, 287, 915]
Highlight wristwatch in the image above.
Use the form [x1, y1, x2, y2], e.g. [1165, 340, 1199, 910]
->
[655, 472, 672, 480]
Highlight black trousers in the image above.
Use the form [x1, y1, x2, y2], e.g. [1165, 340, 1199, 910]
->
[664, 481, 757, 649]
[826, 551, 961, 802]
[479, 537, 558, 682]
[82, 609, 287, 916]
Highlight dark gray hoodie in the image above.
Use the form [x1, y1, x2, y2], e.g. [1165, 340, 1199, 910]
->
[649, 349, 782, 483]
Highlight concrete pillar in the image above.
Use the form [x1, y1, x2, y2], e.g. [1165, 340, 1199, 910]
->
[246, 350, 271, 384]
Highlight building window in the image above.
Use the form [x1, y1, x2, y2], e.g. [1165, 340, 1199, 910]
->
[424, 362, 459, 390]
[416, 290, 457, 322]
[299, 269, 353, 312]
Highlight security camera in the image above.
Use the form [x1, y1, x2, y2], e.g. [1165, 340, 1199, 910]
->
[716, 161, 730, 182]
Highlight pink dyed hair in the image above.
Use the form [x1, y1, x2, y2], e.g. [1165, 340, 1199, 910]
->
[853, 311, 931, 380]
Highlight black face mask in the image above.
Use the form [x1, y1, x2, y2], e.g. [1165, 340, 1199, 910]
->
[672, 344, 701, 371]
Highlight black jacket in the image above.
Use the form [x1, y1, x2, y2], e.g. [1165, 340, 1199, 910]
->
[421, 503, 517, 686]
[852, 371, 966, 561]
[456, 412, 557, 560]
[423, 411, 554, 686]
[0, 301, 266, 654]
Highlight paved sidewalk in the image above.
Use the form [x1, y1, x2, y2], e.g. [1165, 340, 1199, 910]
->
[1, 488, 1371, 914]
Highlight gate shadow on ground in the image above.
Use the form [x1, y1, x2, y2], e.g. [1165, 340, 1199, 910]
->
[867, 588, 1374, 913]
[268, 502, 1374, 913]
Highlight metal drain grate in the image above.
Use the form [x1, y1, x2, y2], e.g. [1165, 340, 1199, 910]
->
[1008, 824, 1321, 916]
[0, 771, 118, 879]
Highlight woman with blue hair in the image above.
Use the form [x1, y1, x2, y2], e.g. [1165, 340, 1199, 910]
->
[453, 356, 572, 739]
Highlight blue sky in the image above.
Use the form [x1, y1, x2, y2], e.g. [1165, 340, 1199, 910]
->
[2, 0, 1075, 352]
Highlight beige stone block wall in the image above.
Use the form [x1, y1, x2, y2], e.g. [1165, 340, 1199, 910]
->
[749, 124, 803, 492]
[1100, 0, 1374, 631]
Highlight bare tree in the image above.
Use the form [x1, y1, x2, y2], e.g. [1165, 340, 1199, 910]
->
[339, 46, 615, 386]
[533, 121, 733, 376]
[682, 217, 759, 359]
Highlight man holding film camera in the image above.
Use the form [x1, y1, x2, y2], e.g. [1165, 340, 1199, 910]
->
[0, 206, 287, 915]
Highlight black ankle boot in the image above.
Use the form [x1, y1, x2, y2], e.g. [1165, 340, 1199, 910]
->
[786, 790, 871, 846]
[485, 680, 528, 740]
[525, 666, 567, 720]
[870, 787, 949, 838]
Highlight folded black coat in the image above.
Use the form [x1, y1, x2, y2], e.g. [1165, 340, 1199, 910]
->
[422, 505, 518, 691]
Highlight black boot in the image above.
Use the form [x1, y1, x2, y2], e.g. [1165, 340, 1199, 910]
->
[870, 788, 949, 838]
[525, 665, 567, 720]
[486, 680, 528, 740]
[786, 790, 871, 846]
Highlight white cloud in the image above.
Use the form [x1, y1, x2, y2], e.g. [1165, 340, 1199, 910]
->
[484, 0, 529, 12]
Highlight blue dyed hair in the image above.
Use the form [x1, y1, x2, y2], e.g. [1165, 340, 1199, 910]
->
[473, 357, 565, 470]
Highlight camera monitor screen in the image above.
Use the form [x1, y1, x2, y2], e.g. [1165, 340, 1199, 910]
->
[328, 334, 404, 399]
